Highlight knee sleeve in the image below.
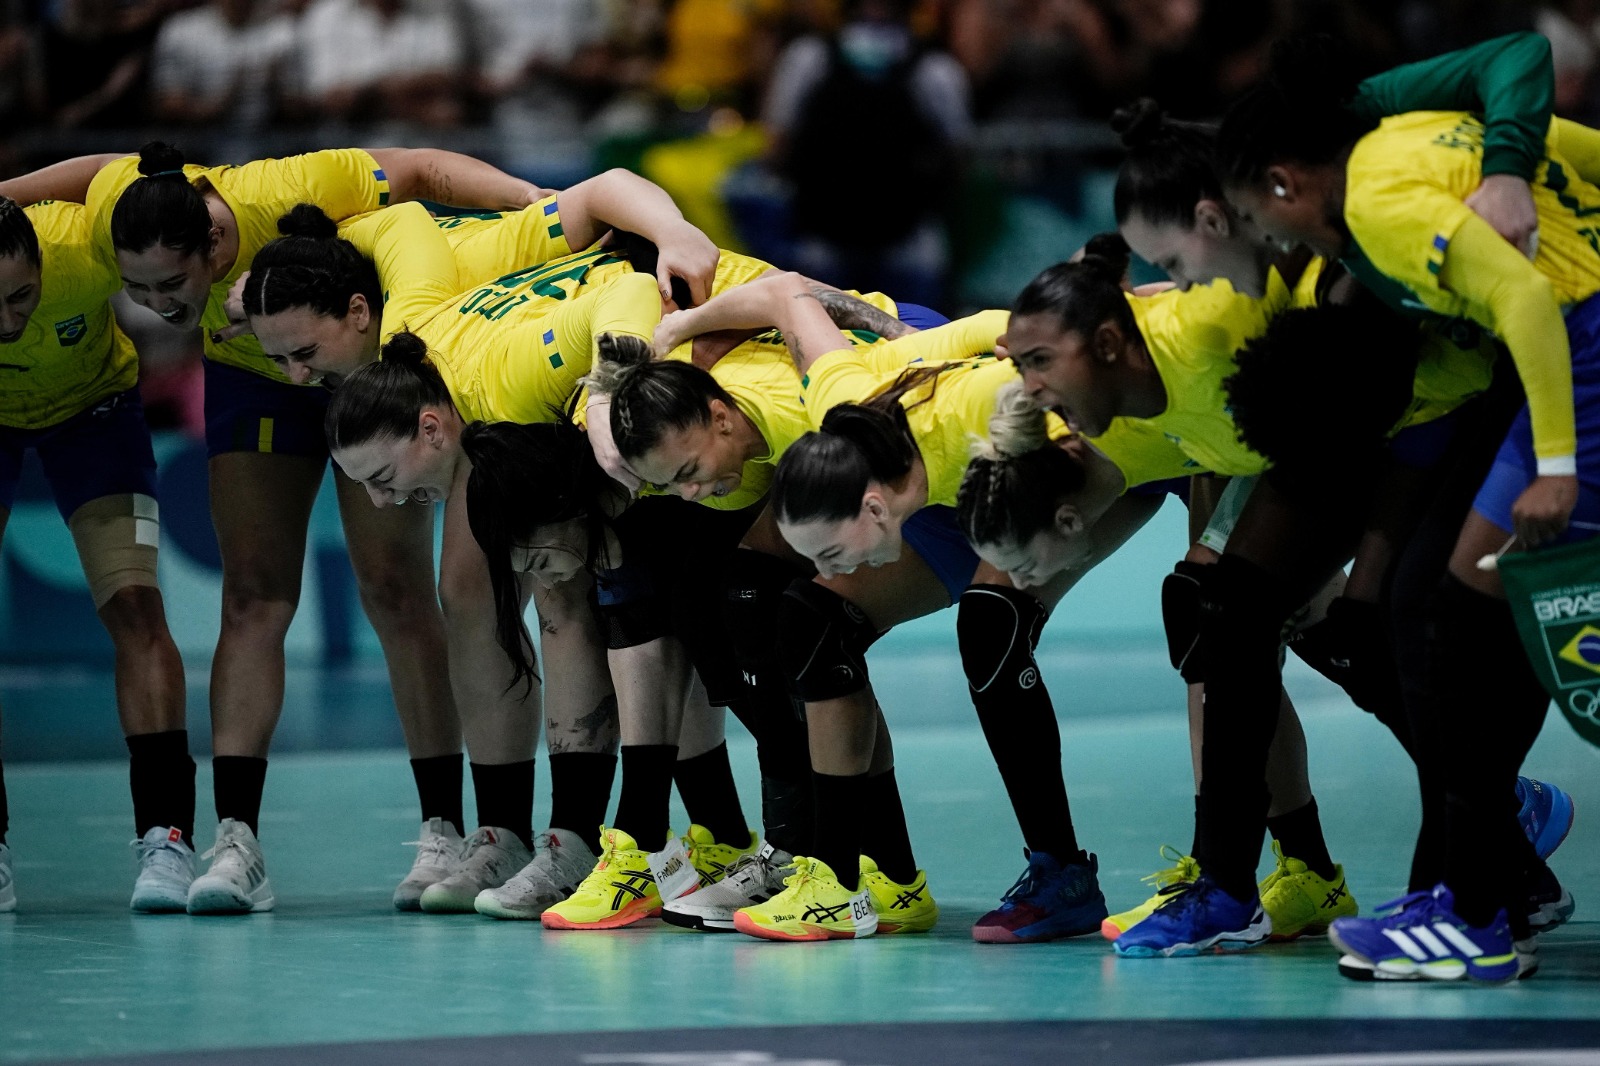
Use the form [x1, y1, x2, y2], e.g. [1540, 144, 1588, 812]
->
[777, 580, 880, 702]
[724, 548, 806, 680]
[957, 584, 1047, 693]
[1185, 554, 1292, 685]
[593, 563, 670, 650]
[1162, 560, 1212, 678]
[1289, 597, 1403, 718]
[68, 493, 161, 608]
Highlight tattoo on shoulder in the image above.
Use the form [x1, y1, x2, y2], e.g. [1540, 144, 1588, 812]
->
[811, 285, 913, 339]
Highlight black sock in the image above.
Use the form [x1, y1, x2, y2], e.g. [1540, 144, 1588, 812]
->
[126, 730, 196, 844]
[1267, 799, 1336, 881]
[409, 753, 464, 836]
[212, 755, 268, 837]
[674, 742, 749, 847]
[0, 760, 8, 844]
[958, 585, 1083, 861]
[613, 745, 677, 852]
[812, 770, 868, 891]
[862, 768, 918, 885]
[548, 751, 617, 854]
[469, 760, 535, 850]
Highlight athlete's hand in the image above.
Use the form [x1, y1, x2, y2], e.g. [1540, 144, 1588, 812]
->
[210, 272, 254, 344]
[585, 399, 641, 493]
[1511, 474, 1578, 547]
[653, 308, 697, 359]
[653, 221, 719, 307]
[1467, 174, 1539, 259]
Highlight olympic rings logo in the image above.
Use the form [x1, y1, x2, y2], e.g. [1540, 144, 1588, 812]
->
[1567, 687, 1600, 724]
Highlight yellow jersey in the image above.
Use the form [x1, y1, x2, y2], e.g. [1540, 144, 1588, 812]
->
[85, 149, 391, 384]
[0, 202, 137, 430]
[336, 203, 461, 343]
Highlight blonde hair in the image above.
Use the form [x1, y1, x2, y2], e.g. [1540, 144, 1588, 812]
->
[970, 379, 1049, 461]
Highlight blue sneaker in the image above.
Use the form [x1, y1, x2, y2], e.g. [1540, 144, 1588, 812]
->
[1113, 874, 1270, 957]
[972, 851, 1108, 944]
[1526, 861, 1576, 932]
[1329, 884, 1531, 983]
[1516, 778, 1575, 861]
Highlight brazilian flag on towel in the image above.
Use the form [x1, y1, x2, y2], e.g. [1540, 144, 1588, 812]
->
[1501, 536, 1600, 748]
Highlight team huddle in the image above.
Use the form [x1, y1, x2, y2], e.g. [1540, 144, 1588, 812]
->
[1, 29, 1593, 986]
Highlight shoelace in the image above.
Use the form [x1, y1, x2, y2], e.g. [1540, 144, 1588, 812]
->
[1142, 846, 1200, 895]
[999, 862, 1046, 904]
[401, 832, 458, 868]
[1368, 888, 1440, 928]
[132, 837, 189, 876]
[781, 857, 818, 891]
[200, 834, 249, 864]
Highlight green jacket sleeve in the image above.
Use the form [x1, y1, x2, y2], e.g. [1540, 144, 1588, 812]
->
[1351, 32, 1553, 180]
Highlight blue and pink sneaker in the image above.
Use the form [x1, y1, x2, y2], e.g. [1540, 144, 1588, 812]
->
[973, 851, 1108, 944]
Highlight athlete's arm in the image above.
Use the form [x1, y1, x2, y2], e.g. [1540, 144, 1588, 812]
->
[0, 153, 127, 205]
[554, 169, 720, 305]
[652, 271, 851, 375]
[807, 282, 915, 338]
[1438, 214, 1578, 544]
[364, 147, 553, 212]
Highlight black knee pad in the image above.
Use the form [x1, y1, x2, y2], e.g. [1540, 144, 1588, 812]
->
[777, 580, 880, 702]
[1162, 560, 1213, 678]
[724, 548, 807, 682]
[593, 563, 670, 650]
[1289, 597, 1403, 717]
[1184, 554, 1292, 685]
[957, 583, 1048, 693]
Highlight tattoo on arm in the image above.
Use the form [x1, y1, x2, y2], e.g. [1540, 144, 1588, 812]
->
[809, 285, 914, 339]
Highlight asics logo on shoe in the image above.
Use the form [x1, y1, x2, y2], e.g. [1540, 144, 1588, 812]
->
[892, 885, 926, 909]
[1325, 881, 1349, 908]
[802, 901, 853, 922]
[608, 871, 655, 910]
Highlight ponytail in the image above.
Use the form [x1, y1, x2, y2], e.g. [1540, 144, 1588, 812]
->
[957, 381, 1088, 548]
[243, 203, 382, 321]
[0, 197, 39, 267]
[325, 331, 454, 449]
[109, 142, 212, 256]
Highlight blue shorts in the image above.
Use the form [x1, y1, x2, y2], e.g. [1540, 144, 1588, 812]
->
[895, 303, 949, 331]
[0, 388, 158, 520]
[204, 359, 332, 460]
[1130, 476, 1193, 505]
[1390, 407, 1462, 469]
[902, 504, 979, 604]
[1473, 293, 1600, 545]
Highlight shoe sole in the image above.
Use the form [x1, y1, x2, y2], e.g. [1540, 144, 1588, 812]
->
[131, 891, 190, 914]
[1529, 889, 1576, 932]
[661, 907, 737, 932]
[187, 878, 274, 915]
[541, 901, 660, 930]
[974, 917, 1102, 944]
[1328, 928, 1522, 984]
[418, 892, 482, 914]
[732, 911, 869, 941]
[1114, 913, 1271, 958]
[1100, 916, 1139, 942]
[474, 899, 550, 920]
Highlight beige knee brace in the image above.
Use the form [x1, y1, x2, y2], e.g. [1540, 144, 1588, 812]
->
[67, 493, 161, 608]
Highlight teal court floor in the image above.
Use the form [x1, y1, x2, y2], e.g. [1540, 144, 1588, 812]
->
[2, 631, 1599, 1065]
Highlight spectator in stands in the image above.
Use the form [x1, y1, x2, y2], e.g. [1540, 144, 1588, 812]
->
[297, 0, 466, 127]
[764, 0, 969, 307]
[149, 0, 297, 128]
[38, 0, 190, 128]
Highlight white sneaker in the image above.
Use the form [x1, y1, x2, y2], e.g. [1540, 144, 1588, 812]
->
[0, 842, 15, 913]
[663, 841, 794, 932]
[419, 826, 531, 913]
[130, 827, 195, 913]
[474, 827, 596, 919]
[394, 818, 464, 912]
[187, 819, 275, 915]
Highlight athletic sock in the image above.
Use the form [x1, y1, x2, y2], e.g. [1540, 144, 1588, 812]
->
[126, 730, 196, 844]
[759, 770, 814, 857]
[548, 751, 617, 854]
[1267, 799, 1336, 881]
[958, 584, 1085, 862]
[469, 759, 536, 850]
[0, 759, 8, 844]
[673, 742, 748, 846]
[212, 755, 268, 836]
[811, 770, 869, 892]
[613, 745, 676, 852]
[862, 768, 918, 885]
[408, 753, 464, 836]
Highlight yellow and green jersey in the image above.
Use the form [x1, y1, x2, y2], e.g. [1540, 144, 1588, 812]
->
[0, 202, 136, 430]
[336, 202, 461, 343]
[85, 149, 392, 385]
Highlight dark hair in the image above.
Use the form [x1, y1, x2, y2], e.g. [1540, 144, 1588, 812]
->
[109, 142, 212, 257]
[957, 381, 1088, 547]
[1112, 99, 1223, 229]
[1011, 233, 1135, 337]
[325, 331, 455, 449]
[0, 197, 40, 267]
[243, 204, 382, 323]
[595, 335, 739, 462]
[770, 364, 952, 524]
[463, 420, 617, 694]
[1214, 35, 1375, 191]
[1225, 300, 1419, 492]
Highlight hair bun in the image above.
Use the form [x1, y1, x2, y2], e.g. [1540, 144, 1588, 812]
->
[1079, 232, 1131, 285]
[277, 203, 339, 240]
[1111, 98, 1167, 149]
[136, 141, 188, 178]
[381, 331, 430, 366]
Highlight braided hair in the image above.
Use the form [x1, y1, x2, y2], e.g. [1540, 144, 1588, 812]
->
[957, 380, 1088, 549]
[595, 337, 741, 463]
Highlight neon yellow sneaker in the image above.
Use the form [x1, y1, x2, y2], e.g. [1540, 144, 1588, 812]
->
[1100, 845, 1200, 941]
[540, 826, 660, 930]
[733, 856, 876, 941]
[685, 824, 760, 889]
[860, 855, 939, 933]
[1259, 840, 1358, 940]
